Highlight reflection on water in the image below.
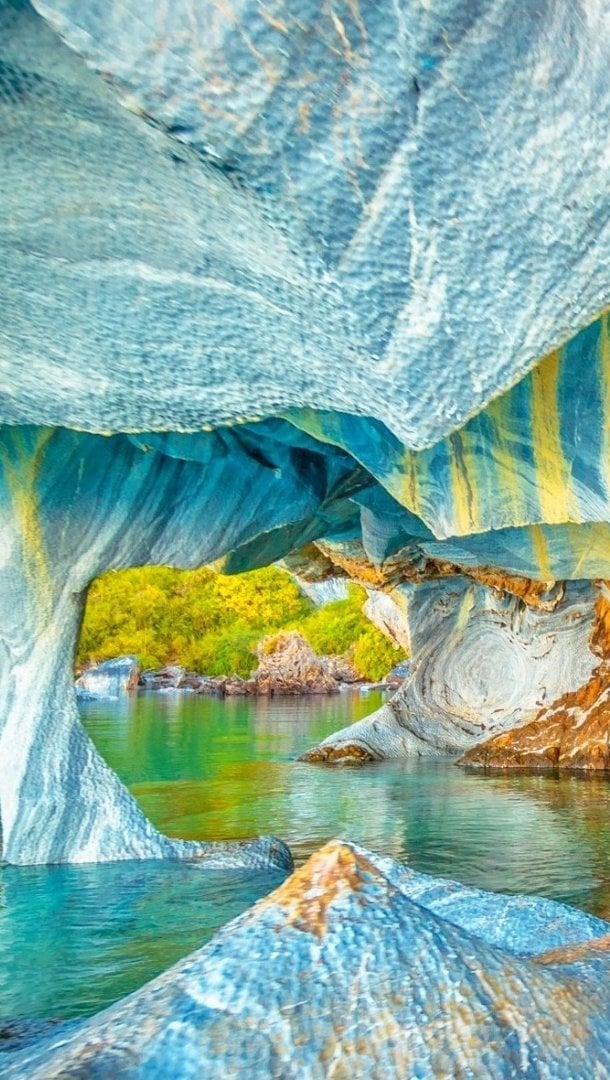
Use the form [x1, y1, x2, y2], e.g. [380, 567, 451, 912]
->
[2, 689, 610, 1022]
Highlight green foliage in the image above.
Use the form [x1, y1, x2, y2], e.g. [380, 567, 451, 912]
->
[290, 587, 367, 656]
[351, 624, 403, 682]
[288, 584, 404, 680]
[78, 567, 407, 680]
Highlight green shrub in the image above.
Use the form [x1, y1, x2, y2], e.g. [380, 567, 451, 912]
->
[78, 567, 407, 679]
[352, 625, 402, 682]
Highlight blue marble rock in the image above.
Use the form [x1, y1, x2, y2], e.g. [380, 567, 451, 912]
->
[6, 841, 610, 1078]
[76, 655, 140, 700]
[2, 0, 610, 865]
[5, 0, 610, 452]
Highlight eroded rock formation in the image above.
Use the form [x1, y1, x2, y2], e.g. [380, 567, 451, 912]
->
[3, 0, 610, 870]
[462, 586, 610, 770]
[303, 575, 601, 761]
[7, 841, 610, 1078]
[253, 632, 339, 695]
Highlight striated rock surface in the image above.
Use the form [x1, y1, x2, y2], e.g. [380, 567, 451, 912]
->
[3, 0, 610, 870]
[6, 841, 610, 1079]
[362, 588, 410, 652]
[462, 587, 610, 770]
[8, 0, 610, 452]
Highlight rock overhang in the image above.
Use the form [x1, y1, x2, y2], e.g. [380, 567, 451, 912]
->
[3, 0, 610, 450]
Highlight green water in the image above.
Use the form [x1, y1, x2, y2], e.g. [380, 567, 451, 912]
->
[3, 689, 610, 1025]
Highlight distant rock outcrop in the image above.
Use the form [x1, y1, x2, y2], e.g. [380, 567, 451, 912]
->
[76, 656, 139, 700]
[252, 632, 339, 695]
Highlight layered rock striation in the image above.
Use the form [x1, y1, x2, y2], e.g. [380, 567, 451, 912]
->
[462, 586, 610, 770]
[303, 573, 603, 761]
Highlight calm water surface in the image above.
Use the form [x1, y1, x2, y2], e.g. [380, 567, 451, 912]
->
[3, 689, 610, 1023]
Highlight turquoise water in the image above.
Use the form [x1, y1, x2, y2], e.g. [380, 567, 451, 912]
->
[2, 689, 610, 1025]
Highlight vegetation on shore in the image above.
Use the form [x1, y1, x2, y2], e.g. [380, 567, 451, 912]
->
[78, 566, 405, 682]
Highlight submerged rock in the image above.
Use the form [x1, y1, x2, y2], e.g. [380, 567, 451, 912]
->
[7, 841, 610, 1078]
[76, 656, 140, 699]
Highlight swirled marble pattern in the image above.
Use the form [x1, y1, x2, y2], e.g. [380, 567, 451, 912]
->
[15, 0, 610, 452]
[304, 577, 600, 760]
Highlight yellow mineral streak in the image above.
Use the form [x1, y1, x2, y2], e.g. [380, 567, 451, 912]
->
[530, 523, 552, 581]
[530, 347, 574, 524]
[0, 428, 54, 620]
[484, 394, 526, 526]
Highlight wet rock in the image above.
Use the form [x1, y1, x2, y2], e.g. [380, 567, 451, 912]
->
[0, 1018, 82, 1058]
[8, 841, 610, 1079]
[75, 656, 140, 700]
[222, 677, 257, 697]
[139, 665, 185, 690]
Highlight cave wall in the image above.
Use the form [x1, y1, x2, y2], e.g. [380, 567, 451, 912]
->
[2, 0, 610, 869]
[3, 0, 610, 450]
[304, 576, 602, 761]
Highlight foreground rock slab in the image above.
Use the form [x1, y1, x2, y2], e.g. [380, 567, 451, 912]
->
[8, 841, 610, 1078]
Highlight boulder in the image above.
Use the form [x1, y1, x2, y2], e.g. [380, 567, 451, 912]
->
[320, 654, 361, 684]
[139, 665, 186, 690]
[7, 841, 610, 1078]
[253, 633, 339, 695]
[75, 656, 140, 700]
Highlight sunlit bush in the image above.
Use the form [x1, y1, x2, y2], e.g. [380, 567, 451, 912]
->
[78, 567, 407, 680]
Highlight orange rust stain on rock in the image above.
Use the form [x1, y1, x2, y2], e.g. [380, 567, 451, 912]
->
[300, 743, 376, 764]
[313, 541, 562, 609]
[534, 932, 610, 967]
[461, 664, 610, 770]
[464, 567, 561, 610]
[258, 840, 377, 937]
[591, 584, 610, 658]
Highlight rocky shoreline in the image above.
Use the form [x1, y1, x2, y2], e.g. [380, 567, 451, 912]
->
[76, 633, 410, 701]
